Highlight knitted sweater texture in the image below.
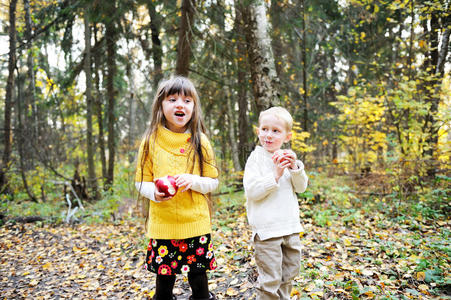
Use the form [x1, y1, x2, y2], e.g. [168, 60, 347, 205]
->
[136, 126, 218, 239]
[243, 146, 308, 241]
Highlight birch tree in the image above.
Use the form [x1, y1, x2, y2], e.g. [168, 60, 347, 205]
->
[240, 0, 280, 113]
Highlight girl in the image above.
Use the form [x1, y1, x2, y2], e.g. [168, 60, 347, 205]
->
[136, 76, 218, 300]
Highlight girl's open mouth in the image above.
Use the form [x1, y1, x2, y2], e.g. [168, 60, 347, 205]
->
[175, 111, 185, 117]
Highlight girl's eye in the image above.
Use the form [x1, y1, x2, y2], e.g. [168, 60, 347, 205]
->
[184, 98, 191, 103]
[168, 98, 176, 102]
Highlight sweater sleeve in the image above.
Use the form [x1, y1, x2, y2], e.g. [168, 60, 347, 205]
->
[289, 160, 308, 193]
[135, 181, 159, 202]
[191, 176, 219, 194]
[243, 153, 279, 202]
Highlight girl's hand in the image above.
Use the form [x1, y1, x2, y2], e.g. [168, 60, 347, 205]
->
[174, 174, 193, 192]
[154, 190, 173, 202]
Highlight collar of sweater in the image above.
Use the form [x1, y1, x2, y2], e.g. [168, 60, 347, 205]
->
[156, 125, 192, 155]
[255, 145, 275, 158]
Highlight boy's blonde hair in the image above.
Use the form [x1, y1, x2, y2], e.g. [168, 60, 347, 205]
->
[258, 106, 293, 131]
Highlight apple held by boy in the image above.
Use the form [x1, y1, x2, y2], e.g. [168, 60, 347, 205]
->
[155, 175, 178, 197]
[272, 149, 290, 163]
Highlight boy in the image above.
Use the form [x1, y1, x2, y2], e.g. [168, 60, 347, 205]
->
[243, 107, 308, 300]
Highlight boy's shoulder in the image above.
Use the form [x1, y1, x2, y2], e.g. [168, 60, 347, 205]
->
[245, 146, 270, 164]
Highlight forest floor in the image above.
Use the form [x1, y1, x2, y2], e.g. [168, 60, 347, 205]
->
[0, 193, 450, 300]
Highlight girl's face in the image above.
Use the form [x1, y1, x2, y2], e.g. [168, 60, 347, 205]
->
[162, 93, 194, 133]
[257, 114, 292, 153]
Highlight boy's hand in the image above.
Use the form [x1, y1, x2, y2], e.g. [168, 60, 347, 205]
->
[272, 152, 291, 182]
[174, 174, 193, 192]
[283, 149, 299, 170]
[272, 149, 298, 170]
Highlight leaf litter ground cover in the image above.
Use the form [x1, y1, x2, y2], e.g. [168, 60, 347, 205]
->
[0, 195, 450, 299]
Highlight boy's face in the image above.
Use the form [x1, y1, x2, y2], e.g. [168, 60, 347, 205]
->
[257, 114, 292, 153]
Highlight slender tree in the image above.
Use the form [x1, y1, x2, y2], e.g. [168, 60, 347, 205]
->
[1, 0, 18, 195]
[93, 23, 107, 182]
[147, 0, 164, 89]
[24, 0, 38, 139]
[84, 6, 98, 198]
[176, 0, 195, 76]
[104, 1, 118, 188]
[234, 4, 251, 168]
[240, 0, 280, 113]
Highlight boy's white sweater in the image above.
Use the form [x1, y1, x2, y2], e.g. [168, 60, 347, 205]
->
[243, 146, 308, 241]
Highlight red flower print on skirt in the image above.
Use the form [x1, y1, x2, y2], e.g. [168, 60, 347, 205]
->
[145, 234, 216, 275]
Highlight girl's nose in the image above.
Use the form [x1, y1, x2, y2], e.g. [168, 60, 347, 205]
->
[175, 98, 184, 107]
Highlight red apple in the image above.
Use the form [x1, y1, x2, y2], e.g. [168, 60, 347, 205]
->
[272, 150, 289, 163]
[155, 175, 178, 197]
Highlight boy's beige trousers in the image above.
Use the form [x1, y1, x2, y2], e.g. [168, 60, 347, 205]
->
[253, 233, 302, 300]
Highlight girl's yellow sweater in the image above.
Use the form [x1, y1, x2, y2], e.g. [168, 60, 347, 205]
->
[135, 126, 218, 239]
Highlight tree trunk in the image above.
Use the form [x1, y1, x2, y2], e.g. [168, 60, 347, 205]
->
[175, 0, 195, 76]
[147, 1, 163, 90]
[240, 0, 280, 113]
[84, 7, 98, 198]
[16, 72, 37, 202]
[125, 55, 137, 164]
[421, 6, 447, 177]
[270, 0, 283, 77]
[105, 5, 117, 188]
[300, 0, 308, 132]
[24, 0, 38, 139]
[93, 24, 107, 183]
[234, 4, 251, 168]
[1, 0, 18, 195]
[225, 87, 242, 172]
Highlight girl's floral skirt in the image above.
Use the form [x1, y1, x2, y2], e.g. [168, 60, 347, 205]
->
[145, 234, 217, 275]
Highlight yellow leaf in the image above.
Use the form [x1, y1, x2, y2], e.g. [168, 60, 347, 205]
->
[291, 288, 300, 296]
[29, 279, 40, 286]
[418, 284, 429, 292]
[299, 87, 305, 95]
[364, 290, 375, 298]
[344, 238, 352, 247]
[290, 74, 296, 81]
[42, 262, 52, 270]
[417, 272, 426, 281]
[123, 262, 132, 270]
[310, 291, 324, 297]
[226, 287, 239, 296]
